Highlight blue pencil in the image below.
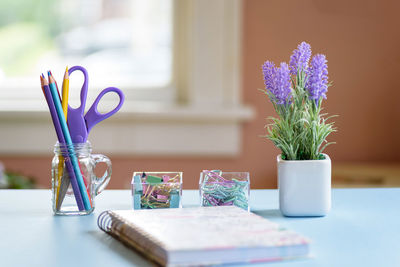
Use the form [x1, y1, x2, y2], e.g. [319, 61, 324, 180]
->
[48, 72, 91, 211]
[41, 75, 85, 211]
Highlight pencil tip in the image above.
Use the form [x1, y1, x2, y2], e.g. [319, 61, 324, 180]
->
[64, 66, 69, 79]
[43, 76, 49, 85]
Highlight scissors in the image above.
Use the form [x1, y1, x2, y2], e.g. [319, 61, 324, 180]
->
[67, 65, 125, 143]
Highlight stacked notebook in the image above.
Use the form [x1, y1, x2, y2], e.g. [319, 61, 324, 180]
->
[98, 206, 310, 266]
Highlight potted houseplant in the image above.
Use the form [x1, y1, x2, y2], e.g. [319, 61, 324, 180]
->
[260, 42, 336, 216]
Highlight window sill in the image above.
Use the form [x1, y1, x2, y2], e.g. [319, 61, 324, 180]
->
[0, 104, 254, 156]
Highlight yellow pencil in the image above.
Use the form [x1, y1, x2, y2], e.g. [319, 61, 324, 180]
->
[61, 67, 69, 119]
[56, 67, 69, 207]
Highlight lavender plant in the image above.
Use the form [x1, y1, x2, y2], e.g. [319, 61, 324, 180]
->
[261, 42, 335, 160]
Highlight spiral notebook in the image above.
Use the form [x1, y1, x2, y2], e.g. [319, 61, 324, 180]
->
[98, 206, 310, 266]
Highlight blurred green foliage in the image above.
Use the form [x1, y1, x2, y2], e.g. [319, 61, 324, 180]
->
[2, 171, 36, 189]
[0, 0, 59, 76]
[0, 0, 58, 32]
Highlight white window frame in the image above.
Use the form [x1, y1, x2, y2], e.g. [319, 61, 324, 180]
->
[0, 0, 254, 156]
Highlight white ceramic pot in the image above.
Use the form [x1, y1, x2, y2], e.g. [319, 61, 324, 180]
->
[277, 154, 331, 217]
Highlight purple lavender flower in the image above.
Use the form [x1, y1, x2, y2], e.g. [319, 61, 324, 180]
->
[262, 61, 291, 105]
[306, 54, 328, 102]
[262, 61, 276, 92]
[289, 42, 312, 75]
[274, 63, 292, 104]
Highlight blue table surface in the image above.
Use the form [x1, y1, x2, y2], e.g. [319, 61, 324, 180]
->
[0, 189, 399, 267]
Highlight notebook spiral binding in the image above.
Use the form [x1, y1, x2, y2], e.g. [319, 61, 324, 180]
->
[97, 210, 168, 266]
[97, 211, 112, 232]
[97, 210, 164, 248]
[97, 210, 125, 239]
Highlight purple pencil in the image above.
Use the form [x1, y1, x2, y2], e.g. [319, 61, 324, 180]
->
[40, 75, 85, 211]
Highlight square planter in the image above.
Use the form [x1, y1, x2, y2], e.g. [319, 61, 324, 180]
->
[277, 154, 331, 217]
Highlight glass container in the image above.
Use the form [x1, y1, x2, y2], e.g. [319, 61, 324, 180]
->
[132, 172, 182, 209]
[52, 142, 111, 215]
[199, 170, 250, 211]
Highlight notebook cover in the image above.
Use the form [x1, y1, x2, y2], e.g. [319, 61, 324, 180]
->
[98, 206, 310, 266]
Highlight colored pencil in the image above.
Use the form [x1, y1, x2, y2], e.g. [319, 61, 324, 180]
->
[44, 72, 70, 209]
[48, 72, 91, 210]
[49, 70, 62, 102]
[56, 67, 71, 207]
[61, 67, 69, 119]
[40, 75, 85, 211]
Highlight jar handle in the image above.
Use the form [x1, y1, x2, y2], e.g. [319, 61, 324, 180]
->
[91, 154, 112, 196]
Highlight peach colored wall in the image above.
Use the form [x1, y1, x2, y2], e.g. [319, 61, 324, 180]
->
[1, 0, 400, 189]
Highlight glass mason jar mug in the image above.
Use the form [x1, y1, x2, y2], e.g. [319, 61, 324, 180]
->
[52, 142, 111, 215]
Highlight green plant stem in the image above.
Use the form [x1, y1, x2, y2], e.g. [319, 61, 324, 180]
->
[263, 70, 336, 160]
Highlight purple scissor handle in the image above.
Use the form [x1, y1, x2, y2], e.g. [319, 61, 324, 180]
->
[67, 66, 125, 143]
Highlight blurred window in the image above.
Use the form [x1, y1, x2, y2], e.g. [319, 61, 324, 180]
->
[0, 0, 173, 109]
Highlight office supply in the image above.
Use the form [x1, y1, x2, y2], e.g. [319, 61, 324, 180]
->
[43, 73, 64, 208]
[56, 67, 71, 208]
[47, 70, 61, 98]
[61, 67, 69, 119]
[58, 161, 93, 211]
[98, 206, 310, 266]
[79, 161, 93, 205]
[131, 172, 182, 209]
[200, 170, 250, 210]
[48, 73, 91, 211]
[66, 65, 125, 143]
[40, 75, 85, 211]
